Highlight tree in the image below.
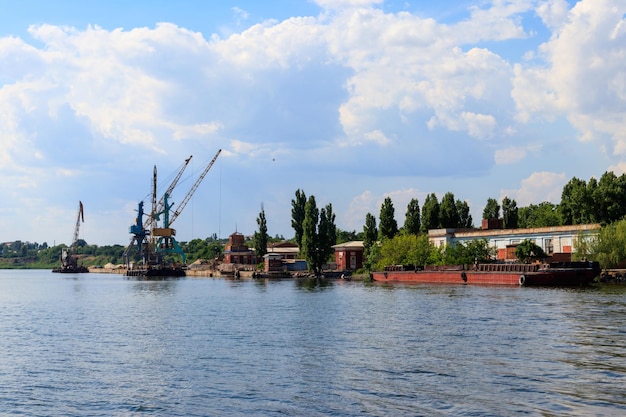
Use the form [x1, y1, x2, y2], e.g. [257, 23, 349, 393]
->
[254, 205, 269, 260]
[376, 234, 435, 270]
[482, 198, 500, 220]
[560, 177, 593, 225]
[301, 196, 337, 275]
[439, 192, 460, 228]
[302, 196, 319, 273]
[421, 193, 440, 233]
[502, 196, 518, 229]
[443, 239, 493, 265]
[379, 197, 398, 239]
[594, 171, 626, 224]
[291, 189, 307, 249]
[318, 203, 337, 267]
[456, 200, 473, 228]
[589, 220, 626, 268]
[518, 202, 561, 228]
[515, 239, 547, 263]
[363, 213, 378, 271]
[404, 198, 421, 235]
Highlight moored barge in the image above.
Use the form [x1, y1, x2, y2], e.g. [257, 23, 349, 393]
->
[371, 261, 600, 286]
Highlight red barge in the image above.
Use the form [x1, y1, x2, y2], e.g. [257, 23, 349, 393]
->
[371, 261, 600, 286]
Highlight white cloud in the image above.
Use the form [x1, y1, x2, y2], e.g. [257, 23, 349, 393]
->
[502, 171, 566, 206]
[1, 1, 625, 244]
[495, 146, 527, 165]
[514, 0, 626, 155]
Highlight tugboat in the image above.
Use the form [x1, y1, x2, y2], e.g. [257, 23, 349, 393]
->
[52, 201, 89, 273]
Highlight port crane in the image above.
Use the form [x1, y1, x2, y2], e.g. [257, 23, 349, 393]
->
[53, 201, 89, 273]
[125, 149, 221, 274]
[124, 156, 192, 265]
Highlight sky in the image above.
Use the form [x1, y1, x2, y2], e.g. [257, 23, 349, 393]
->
[1, 0, 625, 247]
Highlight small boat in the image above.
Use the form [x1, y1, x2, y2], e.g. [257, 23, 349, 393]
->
[371, 261, 600, 286]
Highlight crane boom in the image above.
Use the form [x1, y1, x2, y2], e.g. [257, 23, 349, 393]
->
[169, 149, 221, 225]
[71, 201, 84, 247]
[144, 156, 192, 229]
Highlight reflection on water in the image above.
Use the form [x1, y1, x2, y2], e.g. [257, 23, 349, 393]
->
[0, 270, 624, 416]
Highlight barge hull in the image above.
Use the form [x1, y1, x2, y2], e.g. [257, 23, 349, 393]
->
[372, 262, 600, 287]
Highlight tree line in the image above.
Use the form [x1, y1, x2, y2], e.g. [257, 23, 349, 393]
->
[6, 170, 626, 270]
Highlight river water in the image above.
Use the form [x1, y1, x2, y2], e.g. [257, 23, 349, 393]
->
[0, 270, 624, 416]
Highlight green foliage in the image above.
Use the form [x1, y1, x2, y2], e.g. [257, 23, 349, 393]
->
[456, 200, 473, 228]
[439, 192, 460, 228]
[483, 198, 500, 220]
[502, 196, 518, 229]
[421, 193, 439, 233]
[318, 203, 337, 264]
[363, 212, 378, 271]
[442, 239, 494, 265]
[403, 198, 421, 235]
[254, 206, 269, 259]
[514, 239, 547, 263]
[336, 229, 360, 244]
[375, 234, 435, 270]
[518, 202, 561, 228]
[378, 197, 398, 239]
[588, 220, 626, 269]
[301, 196, 337, 275]
[291, 189, 307, 248]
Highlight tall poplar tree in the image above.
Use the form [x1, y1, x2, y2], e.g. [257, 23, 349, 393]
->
[439, 192, 460, 228]
[379, 197, 398, 239]
[363, 212, 378, 271]
[254, 205, 268, 259]
[301, 196, 337, 275]
[291, 189, 307, 248]
[483, 198, 500, 220]
[404, 198, 421, 235]
[301, 195, 319, 273]
[502, 196, 518, 229]
[421, 193, 440, 233]
[456, 199, 473, 228]
[318, 203, 337, 269]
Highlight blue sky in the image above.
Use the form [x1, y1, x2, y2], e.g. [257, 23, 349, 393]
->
[1, 0, 625, 246]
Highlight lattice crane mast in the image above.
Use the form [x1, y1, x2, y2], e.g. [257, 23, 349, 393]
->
[71, 201, 84, 247]
[144, 155, 192, 230]
[170, 148, 221, 225]
[150, 148, 221, 264]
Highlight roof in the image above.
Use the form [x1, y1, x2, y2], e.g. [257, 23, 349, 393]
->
[428, 224, 601, 239]
[332, 241, 364, 250]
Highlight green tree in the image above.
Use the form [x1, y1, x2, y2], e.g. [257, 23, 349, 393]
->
[588, 220, 626, 268]
[375, 234, 435, 270]
[515, 239, 547, 263]
[558, 177, 591, 225]
[439, 192, 460, 228]
[363, 212, 378, 271]
[254, 205, 269, 260]
[336, 229, 359, 244]
[318, 203, 337, 264]
[379, 197, 398, 239]
[518, 202, 561, 228]
[502, 196, 518, 229]
[456, 199, 473, 228]
[302, 196, 319, 273]
[291, 189, 307, 249]
[482, 198, 500, 220]
[404, 198, 421, 235]
[421, 193, 440, 233]
[301, 196, 337, 275]
[594, 171, 626, 224]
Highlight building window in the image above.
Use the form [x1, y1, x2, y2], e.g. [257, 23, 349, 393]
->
[545, 238, 554, 255]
